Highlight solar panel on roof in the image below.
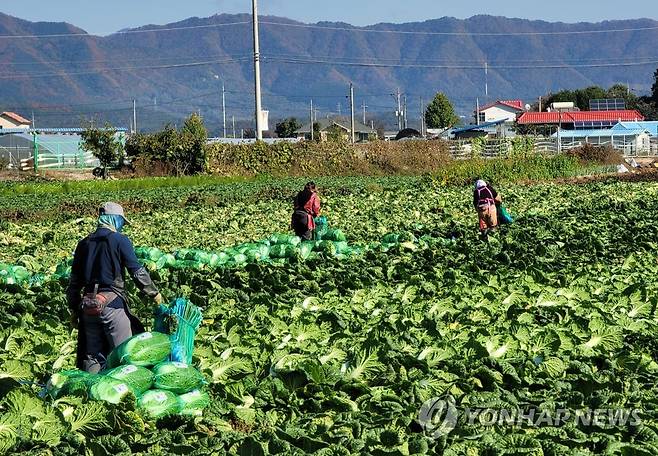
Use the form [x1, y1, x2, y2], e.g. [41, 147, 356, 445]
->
[589, 99, 626, 111]
[574, 121, 616, 129]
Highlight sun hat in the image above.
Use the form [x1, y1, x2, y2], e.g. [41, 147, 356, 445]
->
[99, 202, 130, 224]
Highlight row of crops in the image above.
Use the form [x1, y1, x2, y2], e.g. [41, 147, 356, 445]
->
[0, 228, 419, 288]
[1, 178, 658, 454]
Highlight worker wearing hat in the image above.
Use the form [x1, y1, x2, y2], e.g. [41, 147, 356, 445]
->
[66, 202, 163, 373]
[473, 180, 502, 239]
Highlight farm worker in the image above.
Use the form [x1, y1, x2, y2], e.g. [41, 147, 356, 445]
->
[291, 181, 321, 240]
[66, 202, 163, 373]
[473, 180, 502, 236]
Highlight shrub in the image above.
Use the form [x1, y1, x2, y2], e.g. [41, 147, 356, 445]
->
[205, 140, 452, 177]
[567, 143, 622, 165]
[126, 114, 208, 176]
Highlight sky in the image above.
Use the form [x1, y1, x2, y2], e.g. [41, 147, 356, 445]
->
[1, 0, 657, 35]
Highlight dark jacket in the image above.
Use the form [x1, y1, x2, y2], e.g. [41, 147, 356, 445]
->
[473, 185, 499, 209]
[66, 228, 159, 310]
[66, 227, 158, 369]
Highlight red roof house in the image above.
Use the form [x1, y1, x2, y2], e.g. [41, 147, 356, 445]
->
[517, 110, 644, 127]
[476, 100, 525, 124]
[0, 111, 31, 129]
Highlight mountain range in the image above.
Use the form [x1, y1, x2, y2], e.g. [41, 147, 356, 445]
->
[1, 12, 657, 133]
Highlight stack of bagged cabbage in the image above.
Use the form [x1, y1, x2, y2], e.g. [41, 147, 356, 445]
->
[13, 224, 421, 287]
[135, 225, 363, 272]
[47, 331, 210, 419]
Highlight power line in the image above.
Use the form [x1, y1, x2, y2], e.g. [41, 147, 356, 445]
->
[3, 53, 252, 67]
[265, 55, 658, 70]
[260, 20, 658, 37]
[263, 51, 658, 65]
[0, 57, 251, 80]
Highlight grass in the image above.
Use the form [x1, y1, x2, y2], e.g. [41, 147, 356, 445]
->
[0, 155, 614, 199]
[0, 174, 257, 196]
[430, 155, 613, 186]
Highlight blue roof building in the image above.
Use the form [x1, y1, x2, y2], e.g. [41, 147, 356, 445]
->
[551, 126, 652, 156]
[612, 121, 658, 137]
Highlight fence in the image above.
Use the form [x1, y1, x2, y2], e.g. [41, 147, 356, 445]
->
[447, 136, 658, 159]
[0, 145, 32, 169]
[448, 137, 559, 159]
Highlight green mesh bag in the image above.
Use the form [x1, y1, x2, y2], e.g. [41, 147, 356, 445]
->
[333, 241, 349, 254]
[46, 370, 89, 398]
[381, 233, 400, 244]
[57, 372, 104, 398]
[269, 244, 298, 259]
[232, 253, 248, 265]
[0, 265, 30, 285]
[316, 241, 338, 256]
[299, 242, 314, 260]
[177, 390, 211, 416]
[90, 377, 134, 404]
[138, 389, 181, 419]
[156, 254, 176, 270]
[313, 216, 329, 240]
[106, 332, 171, 368]
[245, 244, 270, 262]
[153, 362, 205, 394]
[323, 229, 347, 243]
[54, 259, 73, 280]
[104, 365, 154, 395]
[136, 247, 164, 262]
[269, 234, 301, 246]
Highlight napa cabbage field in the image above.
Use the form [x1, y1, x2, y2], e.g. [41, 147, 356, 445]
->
[1, 176, 658, 455]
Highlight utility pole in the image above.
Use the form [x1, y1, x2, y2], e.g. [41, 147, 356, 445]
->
[396, 88, 402, 131]
[310, 99, 314, 141]
[222, 81, 227, 138]
[132, 99, 137, 134]
[252, 0, 263, 140]
[420, 97, 425, 136]
[476, 98, 480, 125]
[403, 94, 408, 129]
[557, 109, 563, 154]
[232, 116, 236, 138]
[484, 62, 489, 100]
[538, 96, 542, 112]
[349, 83, 356, 144]
[362, 100, 367, 125]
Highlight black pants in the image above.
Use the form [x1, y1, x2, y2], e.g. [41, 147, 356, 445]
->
[292, 210, 313, 240]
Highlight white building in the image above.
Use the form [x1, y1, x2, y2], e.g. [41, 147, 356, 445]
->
[552, 127, 651, 155]
[0, 112, 31, 130]
[476, 100, 525, 124]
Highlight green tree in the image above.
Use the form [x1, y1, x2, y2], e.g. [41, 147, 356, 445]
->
[81, 123, 123, 179]
[425, 93, 459, 129]
[125, 114, 208, 175]
[178, 113, 208, 175]
[275, 117, 301, 138]
[312, 122, 321, 142]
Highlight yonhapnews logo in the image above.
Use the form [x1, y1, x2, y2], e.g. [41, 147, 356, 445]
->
[418, 396, 642, 438]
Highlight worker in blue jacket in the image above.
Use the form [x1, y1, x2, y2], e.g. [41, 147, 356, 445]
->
[66, 202, 163, 373]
